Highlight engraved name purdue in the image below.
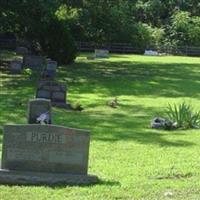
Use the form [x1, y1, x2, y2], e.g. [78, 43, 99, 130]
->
[27, 132, 64, 144]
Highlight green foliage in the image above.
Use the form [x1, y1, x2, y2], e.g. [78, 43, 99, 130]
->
[169, 11, 200, 47]
[39, 18, 77, 64]
[166, 102, 200, 129]
[1, 0, 200, 53]
[1, 1, 77, 64]
[22, 68, 32, 76]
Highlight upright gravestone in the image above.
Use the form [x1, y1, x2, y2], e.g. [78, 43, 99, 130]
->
[95, 49, 109, 58]
[0, 124, 98, 185]
[45, 60, 57, 78]
[16, 47, 28, 55]
[23, 55, 44, 69]
[28, 99, 52, 124]
[10, 59, 23, 74]
[36, 81, 68, 108]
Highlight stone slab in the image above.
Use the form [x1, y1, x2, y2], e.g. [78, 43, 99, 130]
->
[0, 169, 99, 186]
[36, 81, 67, 104]
[36, 90, 51, 99]
[2, 125, 90, 175]
[27, 99, 51, 124]
[16, 47, 28, 55]
[46, 60, 57, 71]
[23, 55, 44, 69]
[95, 49, 109, 58]
[10, 60, 23, 74]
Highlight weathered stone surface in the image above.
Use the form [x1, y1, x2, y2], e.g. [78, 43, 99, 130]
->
[16, 47, 28, 55]
[36, 81, 67, 105]
[2, 125, 90, 175]
[28, 99, 51, 124]
[46, 60, 57, 71]
[0, 169, 99, 186]
[95, 49, 109, 58]
[23, 55, 44, 69]
[37, 90, 51, 99]
[52, 92, 65, 102]
[10, 60, 23, 74]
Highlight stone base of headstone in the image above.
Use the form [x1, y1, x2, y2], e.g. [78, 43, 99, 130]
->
[0, 168, 99, 186]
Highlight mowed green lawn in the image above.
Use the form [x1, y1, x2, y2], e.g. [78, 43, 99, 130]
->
[0, 53, 200, 200]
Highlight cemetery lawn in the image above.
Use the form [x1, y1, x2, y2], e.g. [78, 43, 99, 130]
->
[1, 53, 200, 200]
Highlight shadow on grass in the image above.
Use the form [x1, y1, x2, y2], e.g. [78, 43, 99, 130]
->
[0, 56, 199, 148]
[53, 105, 196, 147]
[0, 178, 120, 188]
[58, 60, 200, 98]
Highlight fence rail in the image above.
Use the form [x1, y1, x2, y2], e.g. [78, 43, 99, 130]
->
[0, 39, 199, 56]
[75, 41, 200, 56]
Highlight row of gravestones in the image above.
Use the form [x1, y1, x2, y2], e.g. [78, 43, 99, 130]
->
[10, 55, 57, 79]
[12, 47, 70, 108]
[12, 47, 69, 108]
[0, 47, 99, 185]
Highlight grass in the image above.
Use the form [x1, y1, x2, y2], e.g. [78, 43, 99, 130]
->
[0, 52, 200, 199]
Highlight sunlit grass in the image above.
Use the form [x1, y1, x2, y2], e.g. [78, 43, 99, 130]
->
[0, 53, 200, 199]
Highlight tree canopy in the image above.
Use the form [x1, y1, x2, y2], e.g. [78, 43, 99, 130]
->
[1, 0, 200, 62]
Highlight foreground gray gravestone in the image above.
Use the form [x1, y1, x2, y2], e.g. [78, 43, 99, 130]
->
[23, 55, 44, 69]
[0, 125, 98, 185]
[95, 49, 109, 58]
[28, 99, 52, 124]
[10, 59, 23, 74]
[36, 81, 69, 108]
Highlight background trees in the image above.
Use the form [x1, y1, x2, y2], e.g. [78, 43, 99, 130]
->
[1, 0, 200, 62]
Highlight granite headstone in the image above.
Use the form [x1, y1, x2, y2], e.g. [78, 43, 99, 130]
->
[95, 49, 109, 58]
[16, 47, 28, 55]
[36, 81, 67, 106]
[10, 60, 23, 74]
[45, 60, 57, 78]
[28, 99, 52, 124]
[23, 55, 44, 69]
[0, 125, 98, 185]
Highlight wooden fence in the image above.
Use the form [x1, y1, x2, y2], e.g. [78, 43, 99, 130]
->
[75, 41, 200, 56]
[0, 39, 200, 56]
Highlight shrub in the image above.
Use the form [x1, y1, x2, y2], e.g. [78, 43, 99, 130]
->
[39, 18, 77, 65]
[166, 102, 200, 129]
[22, 68, 32, 76]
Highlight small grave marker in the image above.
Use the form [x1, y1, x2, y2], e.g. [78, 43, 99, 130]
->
[95, 49, 109, 58]
[16, 47, 28, 55]
[23, 55, 44, 69]
[28, 99, 52, 124]
[43, 60, 57, 79]
[10, 60, 23, 74]
[36, 81, 69, 108]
